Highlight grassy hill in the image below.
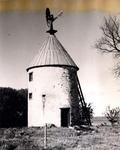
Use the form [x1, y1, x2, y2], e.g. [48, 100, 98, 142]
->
[0, 124, 120, 150]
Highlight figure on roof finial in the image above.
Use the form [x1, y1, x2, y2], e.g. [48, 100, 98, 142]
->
[46, 8, 63, 35]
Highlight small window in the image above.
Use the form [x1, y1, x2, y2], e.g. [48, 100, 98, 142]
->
[29, 72, 33, 81]
[29, 93, 32, 99]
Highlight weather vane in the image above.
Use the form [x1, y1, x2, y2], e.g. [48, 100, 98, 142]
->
[46, 8, 63, 35]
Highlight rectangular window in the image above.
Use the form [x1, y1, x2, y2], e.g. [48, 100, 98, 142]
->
[29, 72, 33, 81]
[29, 93, 32, 99]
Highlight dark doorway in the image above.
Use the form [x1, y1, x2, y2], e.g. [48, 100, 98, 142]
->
[61, 108, 70, 127]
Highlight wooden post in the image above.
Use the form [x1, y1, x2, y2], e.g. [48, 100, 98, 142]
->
[44, 123, 47, 149]
[42, 94, 47, 149]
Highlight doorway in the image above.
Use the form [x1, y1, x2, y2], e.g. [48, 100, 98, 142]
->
[60, 108, 70, 127]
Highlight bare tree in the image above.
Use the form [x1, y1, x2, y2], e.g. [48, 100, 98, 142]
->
[95, 16, 120, 76]
[95, 16, 120, 53]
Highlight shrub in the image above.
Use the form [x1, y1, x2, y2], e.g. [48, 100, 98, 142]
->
[0, 87, 28, 127]
[105, 106, 120, 126]
[80, 103, 93, 126]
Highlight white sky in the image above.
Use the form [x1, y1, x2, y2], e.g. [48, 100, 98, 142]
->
[0, 10, 120, 116]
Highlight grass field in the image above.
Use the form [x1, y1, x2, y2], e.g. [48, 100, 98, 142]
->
[0, 118, 120, 150]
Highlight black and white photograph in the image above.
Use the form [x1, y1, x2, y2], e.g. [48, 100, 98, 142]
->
[0, 0, 120, 149]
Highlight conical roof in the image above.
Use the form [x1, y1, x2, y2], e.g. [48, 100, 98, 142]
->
[27, 34, 79, 71]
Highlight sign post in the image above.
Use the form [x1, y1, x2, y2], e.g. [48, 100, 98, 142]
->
[42, 94, 47, 149]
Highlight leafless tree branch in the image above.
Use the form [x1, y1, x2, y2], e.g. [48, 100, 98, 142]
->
[95, 16, 120, 53]
[95, 16, 120, 77]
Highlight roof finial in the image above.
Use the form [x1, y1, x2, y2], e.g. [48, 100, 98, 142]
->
[46, 8, 63, 35]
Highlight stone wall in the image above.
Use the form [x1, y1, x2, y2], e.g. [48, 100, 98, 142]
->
[28, 66, 80, 127]
[68, 68, 81, 126]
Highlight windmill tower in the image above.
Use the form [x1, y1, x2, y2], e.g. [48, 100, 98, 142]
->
[26, 8, 87, 127]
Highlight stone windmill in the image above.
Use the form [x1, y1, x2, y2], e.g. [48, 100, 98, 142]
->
[26, 8, 88, 127]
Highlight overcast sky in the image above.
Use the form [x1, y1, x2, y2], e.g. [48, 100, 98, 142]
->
[0, 10, 120, 116]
